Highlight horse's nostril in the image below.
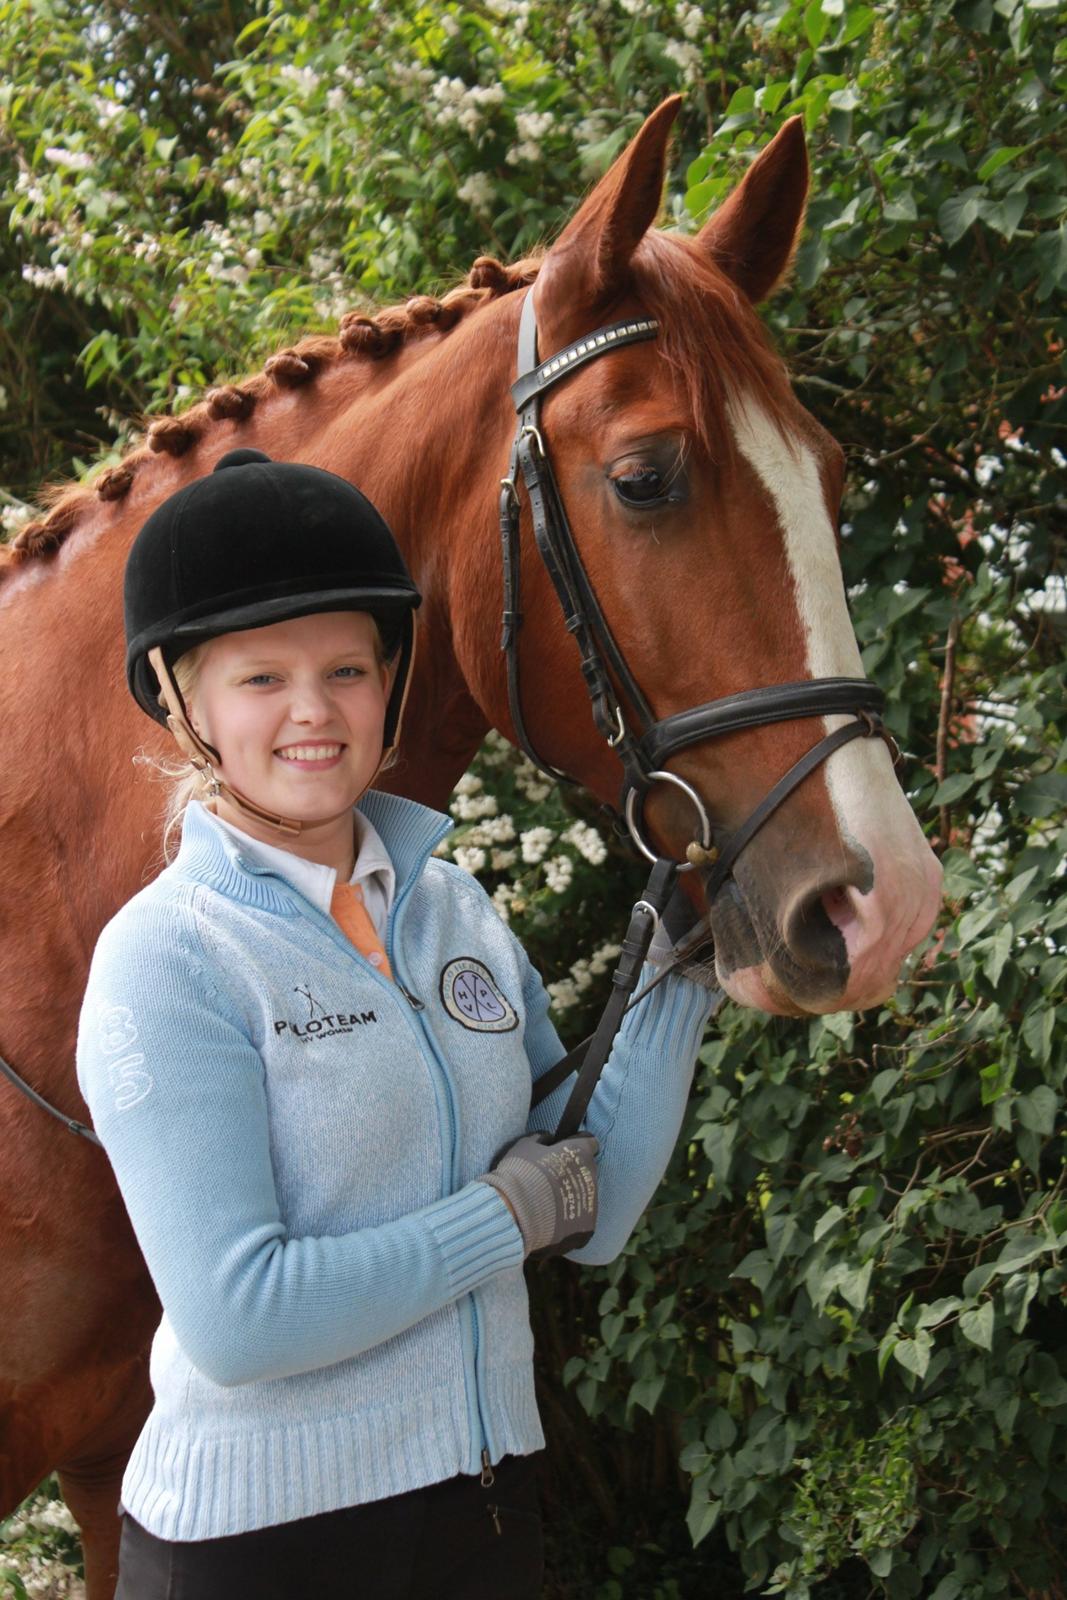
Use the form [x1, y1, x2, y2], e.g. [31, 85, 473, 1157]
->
[820, 884, 860, 937]
[781, 880, 858, 974]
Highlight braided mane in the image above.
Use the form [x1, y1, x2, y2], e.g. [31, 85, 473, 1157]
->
[0, 253, 537, 576]
[1, 228, 788, 581]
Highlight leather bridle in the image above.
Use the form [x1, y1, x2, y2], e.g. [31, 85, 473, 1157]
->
[500, 287, 892, 897]
[504, 289, 897, 1138]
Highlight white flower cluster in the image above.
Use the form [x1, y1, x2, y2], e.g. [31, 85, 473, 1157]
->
[491, 882, 517, 922]
[92, 93, 125, 128]
[457, 172, 495, 214]
[675, 0, 705, 39]
[44, 146, 92, 171]
[507, 109, 554, 165]
[30, 1500, 79, 1534]
[664, 38, 703, 81]
[21, 262, 68, 290]
[458, 814, 516, 847]
[1, 1497, 83, 1598]
[450, 771, 501, 822]
[513, 755, 552, 804]
[391, 59, 435, 92]
[430, 77, 505, 137]
[197, 220, 258, 287]
[1, 504, 32, 535]
[478, 729, 513, 767]
[520, 826, 555, 864]
[14, 171, 45, 205]
[486, 0, 531, 29]
[543, 855, 573, 894]
[279, 64, 321, 97]
[308, 248, 339, 282]
[547, 941, 622, 1012]
[575, 112, 610, 148]
[561, 820, 607, 865]
[453, 844, 487, 874]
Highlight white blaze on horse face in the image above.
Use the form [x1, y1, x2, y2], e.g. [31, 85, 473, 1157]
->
[724, 394, 942, 1009]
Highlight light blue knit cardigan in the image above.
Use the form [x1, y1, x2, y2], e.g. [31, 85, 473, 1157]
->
[76, 791, 713, 1540]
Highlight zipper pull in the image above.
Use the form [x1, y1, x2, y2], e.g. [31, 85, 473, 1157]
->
[487, 1502, 502, 1536]
[480, 1448, 495, 1488]
[396, 979, 424, 1011]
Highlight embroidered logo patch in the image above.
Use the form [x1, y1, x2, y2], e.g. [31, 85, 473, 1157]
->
[272, 982, 379, 1043]
[440, 958, 518, 1033]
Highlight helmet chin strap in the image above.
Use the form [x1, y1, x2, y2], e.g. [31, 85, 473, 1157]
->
[147, 619, 418, 842]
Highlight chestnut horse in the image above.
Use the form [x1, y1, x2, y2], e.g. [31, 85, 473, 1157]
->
[0, 99, 940, 1595]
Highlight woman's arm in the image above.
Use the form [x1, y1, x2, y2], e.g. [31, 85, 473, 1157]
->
[77, 899, 523, 1388]
[520, 953, 714, 1265]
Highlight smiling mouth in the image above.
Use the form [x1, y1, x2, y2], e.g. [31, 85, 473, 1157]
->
[275, 743, 346, 763]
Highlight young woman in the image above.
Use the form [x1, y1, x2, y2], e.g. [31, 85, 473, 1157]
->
[76, 449, 715, 1598]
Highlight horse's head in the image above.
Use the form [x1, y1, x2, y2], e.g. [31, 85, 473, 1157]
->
[474, 98, 941, 1016]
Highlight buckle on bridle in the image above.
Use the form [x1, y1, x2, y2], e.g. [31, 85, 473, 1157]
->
[520, 424, 546, 459]
[857, 708, 902, 766]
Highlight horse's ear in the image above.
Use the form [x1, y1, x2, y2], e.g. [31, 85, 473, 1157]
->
[697, 117, 809, 303]
[535, 96, 681, 336]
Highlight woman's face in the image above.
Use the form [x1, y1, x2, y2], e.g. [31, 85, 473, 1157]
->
[188, 610, 391, 826]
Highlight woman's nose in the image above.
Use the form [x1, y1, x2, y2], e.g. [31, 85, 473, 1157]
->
[288, 680, 336, 724]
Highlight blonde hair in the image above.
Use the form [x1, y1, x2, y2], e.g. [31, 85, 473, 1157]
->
[153, 618, 397, 860]
[159, 643, 214, 860]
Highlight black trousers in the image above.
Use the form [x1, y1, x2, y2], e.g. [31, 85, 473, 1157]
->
[114, 1453, 544, 1600]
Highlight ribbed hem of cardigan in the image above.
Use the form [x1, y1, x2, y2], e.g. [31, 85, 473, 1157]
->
[119, 1364, 544, 1541]
[425, 1181, 525, 1296]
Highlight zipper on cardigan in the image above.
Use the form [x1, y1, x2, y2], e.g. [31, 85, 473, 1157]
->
[471, 1295, 493, 1471]
[396, 979, 425, 1011]
[481, 1448, 495, 1488]
[384, 898, 493, 1475]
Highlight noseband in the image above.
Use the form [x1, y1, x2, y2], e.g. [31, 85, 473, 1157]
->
[500, 288, 892, 898]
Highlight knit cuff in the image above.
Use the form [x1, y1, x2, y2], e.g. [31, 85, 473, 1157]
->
[479, 1163, 556, 1254]
[424, 1181, 526, 1297]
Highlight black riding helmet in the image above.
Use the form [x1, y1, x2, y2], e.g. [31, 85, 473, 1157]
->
[124, 448, 421, 752]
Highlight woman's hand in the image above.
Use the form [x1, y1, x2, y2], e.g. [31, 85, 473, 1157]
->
[478, 1132, 599, 1259]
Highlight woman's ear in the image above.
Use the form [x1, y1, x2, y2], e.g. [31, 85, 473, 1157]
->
[185, 691, 214, 753]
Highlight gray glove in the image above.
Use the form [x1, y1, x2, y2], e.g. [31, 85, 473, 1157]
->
[479, 1132, 599, 1259]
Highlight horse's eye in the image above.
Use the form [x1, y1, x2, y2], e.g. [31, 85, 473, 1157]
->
[611, 466, 667, 507]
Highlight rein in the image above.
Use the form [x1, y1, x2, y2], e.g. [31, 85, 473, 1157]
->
[503, 289, 894, 1136]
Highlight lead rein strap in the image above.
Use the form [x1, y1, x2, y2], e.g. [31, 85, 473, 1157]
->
[0, 1050, 102, 1145]
[550, 857, 681, 1140]
[529, 912, 723, 1117]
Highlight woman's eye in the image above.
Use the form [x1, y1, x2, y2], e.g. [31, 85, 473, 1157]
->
[610, 463, 683, 509]
[332, 665, 366, 679]
[244, 673, 277, 687]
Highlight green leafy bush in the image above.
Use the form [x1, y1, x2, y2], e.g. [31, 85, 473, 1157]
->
[1, 0, 1064, 1594]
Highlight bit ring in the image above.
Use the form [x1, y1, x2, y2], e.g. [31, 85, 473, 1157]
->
[624, 771, 712, 872]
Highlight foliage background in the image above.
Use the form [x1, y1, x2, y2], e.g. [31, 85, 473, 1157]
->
[2, 0, 1065, 1595]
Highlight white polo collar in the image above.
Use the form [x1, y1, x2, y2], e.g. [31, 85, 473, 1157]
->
[199, 803, 396, 920]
